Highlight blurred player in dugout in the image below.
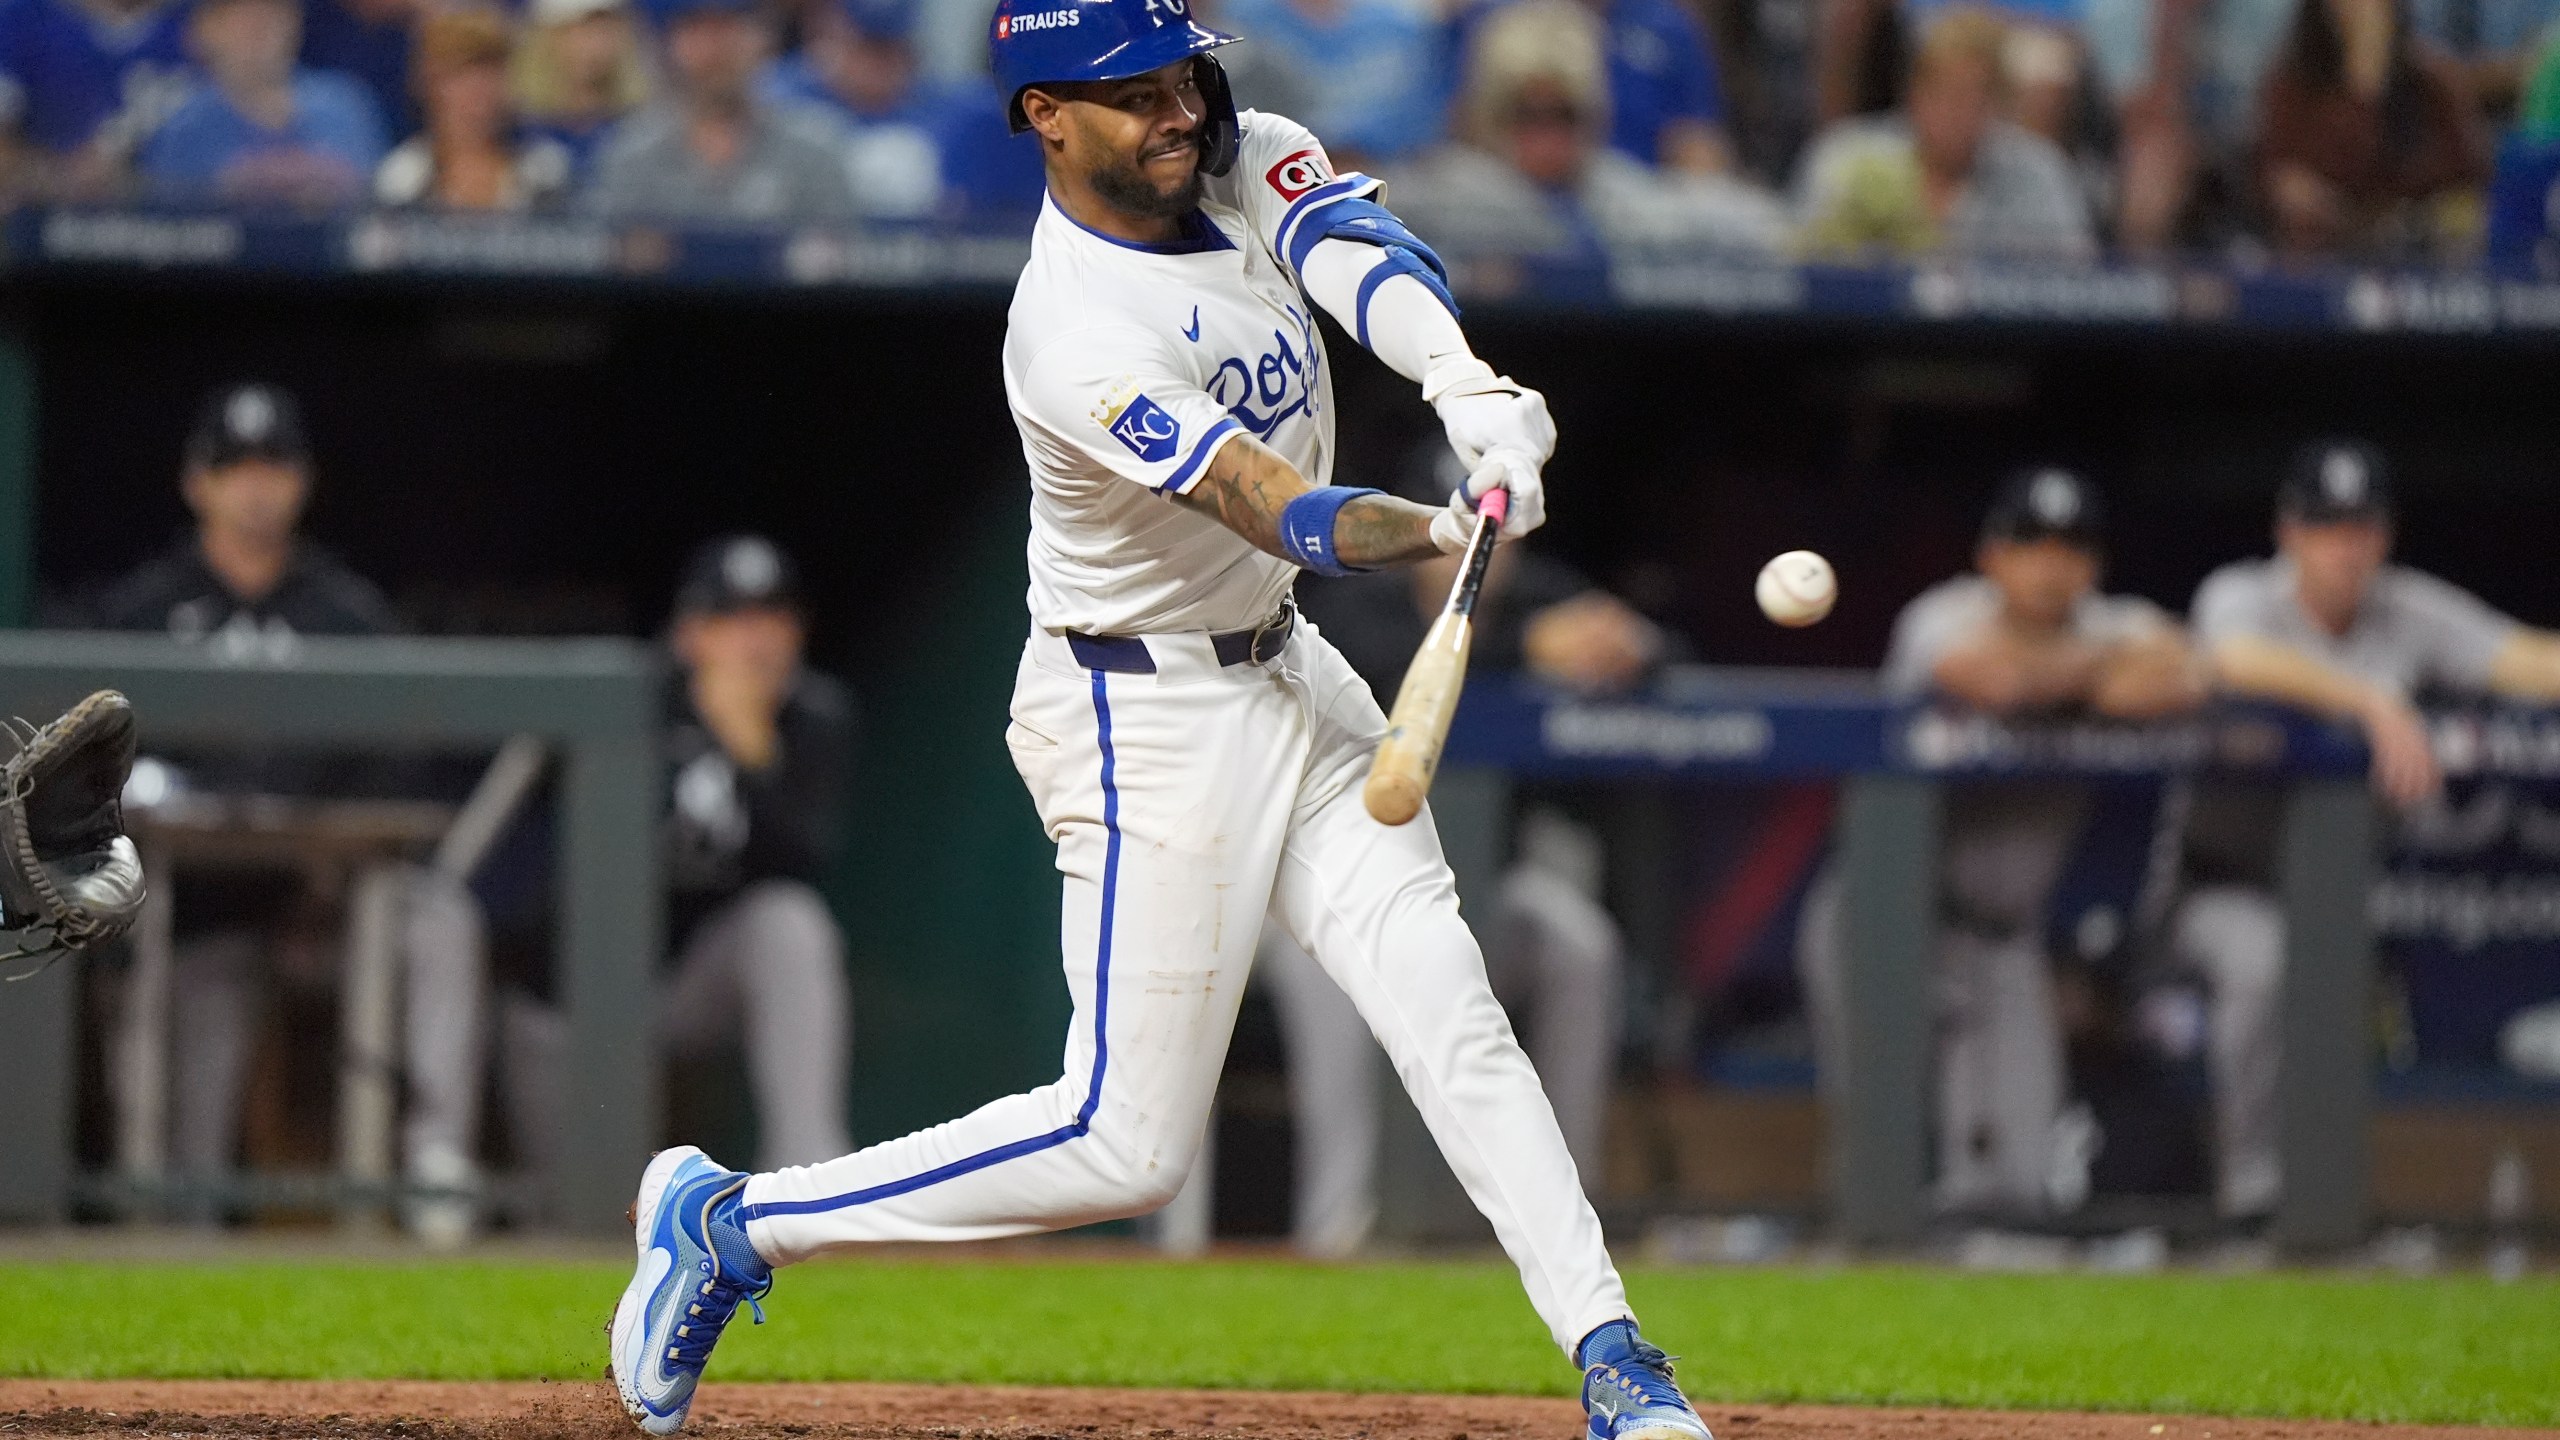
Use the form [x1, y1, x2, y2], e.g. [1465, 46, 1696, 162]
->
[1251, 446, 1670, 1256]
[1797, 468, 2217, 1221]
[91, 381, 491, 1236]
[2173, 440, 2560, 1221]
[500, 535, 857, 1200]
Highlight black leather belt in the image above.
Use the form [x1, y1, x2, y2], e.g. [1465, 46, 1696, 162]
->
[1067, 603, 1295, 675]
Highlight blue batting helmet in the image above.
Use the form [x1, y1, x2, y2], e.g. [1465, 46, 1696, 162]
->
[990, 0, 1241, 174]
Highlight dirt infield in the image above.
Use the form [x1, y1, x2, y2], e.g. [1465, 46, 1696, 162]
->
[3, 1382, 2553, 1440]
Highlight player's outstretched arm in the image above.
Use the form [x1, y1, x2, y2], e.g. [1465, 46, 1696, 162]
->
[1298, 238, 1550, 521]
[1176, 433, 1447, 570]
[2212, 634, 2440, 805]
[2487, 629, 2560, 701]
[2091, 632, 2212, 719]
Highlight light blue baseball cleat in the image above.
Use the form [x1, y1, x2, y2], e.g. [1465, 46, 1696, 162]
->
[608, 1146, 773, 1435]
[1577, 1320, 1714, 1440]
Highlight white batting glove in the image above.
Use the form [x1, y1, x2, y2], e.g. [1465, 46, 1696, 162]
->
[1424, 355, 1557, 471]
[1429, 450, 1548, 553]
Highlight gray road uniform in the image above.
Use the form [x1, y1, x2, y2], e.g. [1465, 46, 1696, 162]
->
[2176, 556, 2520, 1216]
[1798, 575, 2172, 1217]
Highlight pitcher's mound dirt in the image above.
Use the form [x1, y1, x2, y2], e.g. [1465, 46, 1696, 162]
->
[0, 1381, 2544, 1440]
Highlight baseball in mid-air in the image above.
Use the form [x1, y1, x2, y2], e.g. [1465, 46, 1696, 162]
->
[1755, 550, 1836, 627]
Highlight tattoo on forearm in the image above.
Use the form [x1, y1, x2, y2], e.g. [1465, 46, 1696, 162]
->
[1334, 496, 1441, 567]
[1173, 436, 1295, 554]
[1170, 436, 1441, 568]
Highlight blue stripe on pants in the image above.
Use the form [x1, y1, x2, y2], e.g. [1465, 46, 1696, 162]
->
[735, 669, 1121, 1220]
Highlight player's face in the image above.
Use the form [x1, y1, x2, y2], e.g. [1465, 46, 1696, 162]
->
[184, 458, 308, 548]
[1035, 59, 1209, 219]
[675, 606, 805, 690]
[1978, 535, 2098, 629]
[2280, 517, 2391, 627]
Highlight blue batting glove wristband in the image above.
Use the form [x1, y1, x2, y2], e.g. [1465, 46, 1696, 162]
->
[1278, 486, 1385, 577]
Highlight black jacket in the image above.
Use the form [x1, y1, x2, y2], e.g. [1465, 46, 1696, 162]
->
[94, 536, 400, 805]
[663, 668, 856, 944]
[93, 536, 397, 642]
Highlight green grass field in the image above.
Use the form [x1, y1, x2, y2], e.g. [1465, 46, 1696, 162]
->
[8, 1257, 2557, 1427]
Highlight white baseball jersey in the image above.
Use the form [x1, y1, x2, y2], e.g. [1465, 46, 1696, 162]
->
[1003, 109, 1380, 636]
[734, 107, 1638, 1363]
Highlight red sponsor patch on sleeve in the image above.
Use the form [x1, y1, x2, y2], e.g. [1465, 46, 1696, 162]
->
[1264, 148, 1332, 202]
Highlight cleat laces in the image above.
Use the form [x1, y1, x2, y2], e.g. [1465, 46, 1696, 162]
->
[1591, 1336, 1692, 1415]
[662, 1264, 770, 1373]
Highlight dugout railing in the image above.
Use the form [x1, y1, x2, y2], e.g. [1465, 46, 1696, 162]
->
[0, 632, 661, 1233]
[1425, 670, 2383, 1251]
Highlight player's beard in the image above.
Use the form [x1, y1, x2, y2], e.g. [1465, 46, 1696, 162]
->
[1087, 140, 1205, 221]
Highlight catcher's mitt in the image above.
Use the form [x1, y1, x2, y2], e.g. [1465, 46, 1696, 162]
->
[0, 689, 145, 973]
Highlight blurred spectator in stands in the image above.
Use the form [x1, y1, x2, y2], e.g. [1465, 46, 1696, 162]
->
[2174, 440, 2560, 1219]
[1259, 445, 1665, 1255]
[2254, 0, 2492, 260]
[510, 0, 649, 178]
[2407, 0, 2560, 121]
[586, 0, 857, 222]
[375, 7, 574, 208]
[1797, 468, 2208, 1220]
[1698, 0, 1822, 181]
[497, 536, 856, 1181]
[1217, 0, 1446, 165]
[299, 0, 420, 136]
[1443, 0, 1738, 174]
[2484, 26, 2560, 267]
[759, 0, 1039, 220]
[1816, 0, 2088, 151]
[93, 384, 489, 1242]
[1795, 5, 2096, 259]
[2077, 0, 2307, 252]
[2527, 16, 2560, 127]
[0, 0, 193, 200]
[140, 0, 387, 206]
[1387, 0, 1785, 281]
[512, 0, 648, 173]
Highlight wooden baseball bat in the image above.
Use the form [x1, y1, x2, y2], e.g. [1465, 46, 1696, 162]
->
[1364, 486, 1509, 826]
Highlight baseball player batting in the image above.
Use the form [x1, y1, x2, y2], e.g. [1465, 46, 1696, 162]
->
[610, 5, 1711, 1439]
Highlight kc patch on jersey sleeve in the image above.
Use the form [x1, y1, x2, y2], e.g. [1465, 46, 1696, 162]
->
[1093, 379, 1182, 463]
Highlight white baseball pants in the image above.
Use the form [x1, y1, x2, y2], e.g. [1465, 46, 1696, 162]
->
[738, 620, 1633, 1356]
[1258, 846, 1624, 1258]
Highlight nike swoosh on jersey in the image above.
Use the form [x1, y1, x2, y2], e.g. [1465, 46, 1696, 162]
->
[1182, 307, 1201, 342]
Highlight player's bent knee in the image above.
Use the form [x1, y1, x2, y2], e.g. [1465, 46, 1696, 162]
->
[1063, 1140, 1194, 1221]
[2181, 886, 2285, 998]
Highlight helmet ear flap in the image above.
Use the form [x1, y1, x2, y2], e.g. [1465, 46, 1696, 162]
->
[1194, 53, 1239, 177]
